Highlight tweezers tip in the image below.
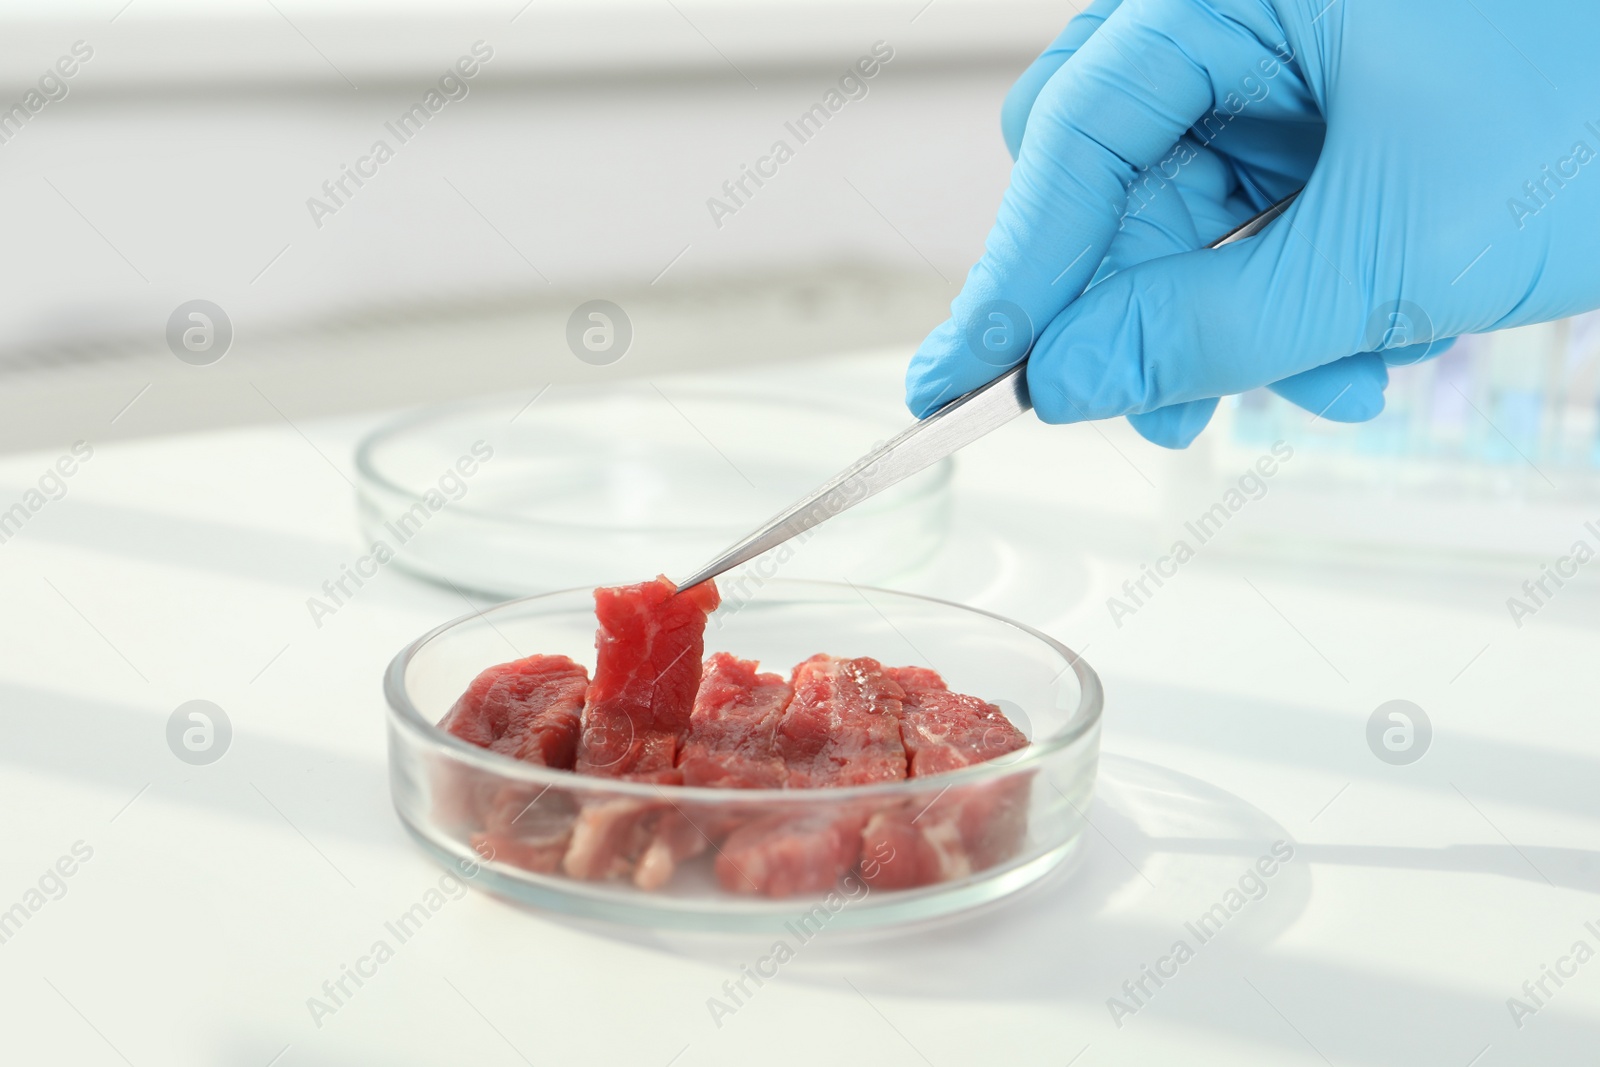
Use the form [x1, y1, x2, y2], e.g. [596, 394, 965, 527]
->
[672, 567, 718, 593]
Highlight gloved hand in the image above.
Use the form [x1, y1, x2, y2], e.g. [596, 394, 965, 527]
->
[906, 0, 1600, 448]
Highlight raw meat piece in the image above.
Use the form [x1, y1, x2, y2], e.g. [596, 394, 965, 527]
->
[431, 654, 586, 844]
[888, 666, 1027, 775]
[856, 810, 924, 890]
[563, 797, 662, 882]
[777, 655, 908, 787]
[859, 790, 1023, 889]
[860, 667, 1031, 889]
[716, 811, 865, 897]
[470, 787, 580, 875]
[678, 653, 790, 788]
[563, 577, 717, 885]
[474, 833, 565, 874]
[633, 809, 710, 890]
[439, 654, 588, 767]
[857, 808, 946, 890]
[893, 666, 1030, 871]
[952, 777, 1030, 870]
[719, 656, 905, 896]
[575, 576, 721, 777]
[558, 768, 698, 885]
[560, 772, 709, 889]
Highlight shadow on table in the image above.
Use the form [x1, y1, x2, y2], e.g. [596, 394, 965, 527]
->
[1109, 677, 1600, 830]
[0, 680, 396, 854]
[21, 494, 354, 586]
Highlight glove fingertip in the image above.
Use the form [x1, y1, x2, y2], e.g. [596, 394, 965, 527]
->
[1316, 387, 1386, 423]
[904, 373, 947, 419]
[1267, 353, 1389, 424]
[905, 324, 954, 417]
[1268, 376, 1386, 423]
[1127, 399, 1218, 449]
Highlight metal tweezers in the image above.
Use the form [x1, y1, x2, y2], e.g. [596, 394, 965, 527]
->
[677, 191, 1300, 591]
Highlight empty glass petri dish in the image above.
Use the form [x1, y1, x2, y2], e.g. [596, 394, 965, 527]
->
[355, 383, 953, 597]
[384, 579, 1102, 931]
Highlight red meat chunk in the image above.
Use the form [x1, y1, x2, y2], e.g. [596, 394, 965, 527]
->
[858, 785, 1030, 890]
[678, 653, 790, 788]
[889, 666, 1027, 775]
[859, 667, 1031, 890]
[716, 811, 865, 898]
[433, 655, 587, 865]
[560, 577, 718, 885]
[559, 768, 710, 889]
[470, 787, 580, 875]
[709, 656, 906, 897]
[562, 796, 656, 881]
[857, 808, 946, 890]
[439, 654, 588, 768]
[777, 655, 908, 787]
[575, 576, 721, 777]
[632, 808, 710, 890]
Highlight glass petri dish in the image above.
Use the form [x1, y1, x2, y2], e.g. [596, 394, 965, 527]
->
[384, 579, 1102, 932]
[355, 383, 953, 597]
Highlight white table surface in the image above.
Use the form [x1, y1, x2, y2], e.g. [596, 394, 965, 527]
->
[2, 351, 1596, 1067]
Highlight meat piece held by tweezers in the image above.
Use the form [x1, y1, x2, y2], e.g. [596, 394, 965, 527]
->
[565, 577, 720, 886]
[575, 576, 720, 777]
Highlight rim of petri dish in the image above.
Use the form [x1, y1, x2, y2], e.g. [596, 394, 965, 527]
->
[355, 388, 955, 536]
[384, 578, 1103, 805]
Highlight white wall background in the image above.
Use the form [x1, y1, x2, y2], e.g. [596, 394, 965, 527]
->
[0, 1, 1078, 450]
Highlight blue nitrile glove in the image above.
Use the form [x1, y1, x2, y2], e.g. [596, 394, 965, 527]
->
[907, 0, 1600, 449]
